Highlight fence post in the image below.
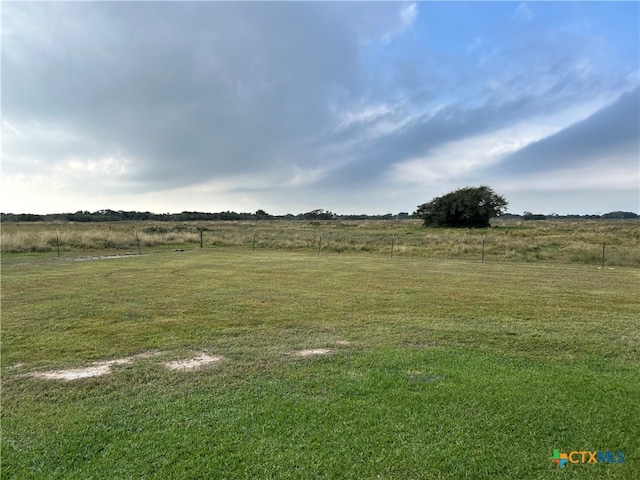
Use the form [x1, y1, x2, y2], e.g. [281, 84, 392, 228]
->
[318, 234, 322, 256]
[601, 243, 605, 268]
[482, 237, 485, 263]
[253, 233, 256, 251]
[391, 234, 395, 258]
[136, 231, 141, 255]
[56, 233, 60, 258]
[200, 228, 203, 248]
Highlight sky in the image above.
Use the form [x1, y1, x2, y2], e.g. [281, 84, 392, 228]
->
[1, 1, 639, 216]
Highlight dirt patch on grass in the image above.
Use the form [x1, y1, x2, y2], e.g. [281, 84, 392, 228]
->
[72, 253, 148, 261]
[29, 351, 162, 381]
[31, 358, 132, 380]
[164, 354, 223, 371]
[295, 348, 333, 357]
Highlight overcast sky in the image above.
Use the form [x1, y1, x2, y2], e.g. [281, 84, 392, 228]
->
[2, 1, 638, 215]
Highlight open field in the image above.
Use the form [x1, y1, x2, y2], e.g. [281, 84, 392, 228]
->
[2, 240, 639, 478]
[1, 218, 640, 267]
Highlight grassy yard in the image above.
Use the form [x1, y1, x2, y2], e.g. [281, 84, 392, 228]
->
[1, 244, 639, 478]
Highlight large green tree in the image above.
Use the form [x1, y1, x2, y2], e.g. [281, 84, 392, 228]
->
[415, 186, 508, 228]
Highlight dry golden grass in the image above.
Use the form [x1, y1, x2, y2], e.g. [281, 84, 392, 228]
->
[1, 218, 639, 266]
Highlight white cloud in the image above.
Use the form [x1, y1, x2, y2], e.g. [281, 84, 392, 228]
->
[338, 104, 392, 128]
[390, 89, 625, 188]
[2, 1, 637, 216]
[400, 3, 418, 30]
[392, 121, 560, 186]
[52, 155, 132, 178]
[382, 2, 417, 44]
[513, 3, 534, 23]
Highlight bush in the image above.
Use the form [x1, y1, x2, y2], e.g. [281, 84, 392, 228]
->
[415, 186, 508, 228]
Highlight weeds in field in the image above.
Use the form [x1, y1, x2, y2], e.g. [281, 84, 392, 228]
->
[2, 219, 639, 266]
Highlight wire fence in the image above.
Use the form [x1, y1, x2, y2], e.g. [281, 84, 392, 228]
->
[2, 221, 639, 268]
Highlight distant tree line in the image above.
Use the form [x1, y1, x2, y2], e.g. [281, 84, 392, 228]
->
[0, 209, 413, 223]
[0, 208, 636, 223]
[514, 211, 638, 220]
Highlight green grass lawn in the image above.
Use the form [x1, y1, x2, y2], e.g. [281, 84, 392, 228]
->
[2, 249, 638, 478]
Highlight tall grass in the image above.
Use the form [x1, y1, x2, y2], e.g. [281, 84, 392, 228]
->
[2, 219, 639, 266]
[0, 222, 200, 253]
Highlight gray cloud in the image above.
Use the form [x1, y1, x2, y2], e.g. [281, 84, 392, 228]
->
[308, 12, 638, 191]
[2, 2, 638, 214]
[2, 2, 377, 189]
[485, 87, 639, 176]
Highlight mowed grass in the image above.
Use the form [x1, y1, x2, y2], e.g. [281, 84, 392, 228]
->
[1, 249, 639, 478]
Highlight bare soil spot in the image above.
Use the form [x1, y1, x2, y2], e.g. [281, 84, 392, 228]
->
[295, 348, 332, 357]
[71, 253, 152, 262]
[29, 351, 162, 381]
[164, 354, 223, 371]
[31, 359, 131, 380]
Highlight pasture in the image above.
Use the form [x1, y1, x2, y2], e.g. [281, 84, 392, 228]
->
[1, 220, 639, 478]
[2, 218, 640, 267]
